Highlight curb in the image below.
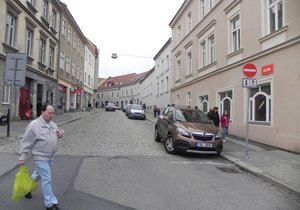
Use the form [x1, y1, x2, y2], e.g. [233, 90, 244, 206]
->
[221, 153, 300, 199]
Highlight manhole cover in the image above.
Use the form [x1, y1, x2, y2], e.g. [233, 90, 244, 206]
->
[216, 167, 240, 174]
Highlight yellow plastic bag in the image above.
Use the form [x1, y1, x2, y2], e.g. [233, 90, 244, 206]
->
[12, 165, 38, 201]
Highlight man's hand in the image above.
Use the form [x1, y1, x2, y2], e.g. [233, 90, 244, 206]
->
[56, 129, 64, 139]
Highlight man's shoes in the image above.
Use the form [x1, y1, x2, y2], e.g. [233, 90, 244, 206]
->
[24, 192, 32, 199]
[46, 204, 61, 210]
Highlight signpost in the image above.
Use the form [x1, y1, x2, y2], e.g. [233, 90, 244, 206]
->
[3, 53, 27, 137]
[242, 63, 257, 159]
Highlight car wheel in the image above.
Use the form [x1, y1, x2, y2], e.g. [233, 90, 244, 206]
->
[154, 127, 160, 142]
[216, 147, 223, 156]
[165, 135, 176, 154]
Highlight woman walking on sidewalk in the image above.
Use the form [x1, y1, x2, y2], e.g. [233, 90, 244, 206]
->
[220, 110, 229, 142]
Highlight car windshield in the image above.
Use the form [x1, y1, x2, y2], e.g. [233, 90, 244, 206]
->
[175, 109, 210, 123]
[130, 104, 142, 110]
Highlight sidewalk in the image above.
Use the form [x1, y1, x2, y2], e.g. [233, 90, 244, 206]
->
[0, 109, 299, 199]
[145, 111, 300, 199]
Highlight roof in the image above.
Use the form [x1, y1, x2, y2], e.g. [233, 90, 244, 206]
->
[98, 70, 152, 91]
[98, 73, 136, 90]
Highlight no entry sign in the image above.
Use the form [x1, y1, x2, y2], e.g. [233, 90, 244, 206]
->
[243, 63, 257, 78]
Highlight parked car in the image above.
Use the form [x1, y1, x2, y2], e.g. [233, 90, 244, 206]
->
[106, 102, 116, 111]
[127, 104, 146, 120]
[154, 106, 223, 155]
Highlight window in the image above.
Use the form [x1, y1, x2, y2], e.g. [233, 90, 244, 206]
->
[27, 0, 35, 5]
[161, 80, 164, 95]
[208, 34, 215, 63]
[25, 28, 33, 55]
[51, 10, 57, 29]
[5, 13, 15, 46]
[231, 15, 241, 52]
[60, 51, 65, 69]
[166, 76, 169, 92]
[187, 92, 191, 106]
[88, 75, 91, 86]
[219, 90, 233, 119]
[176, 60, 181, 80]
[66, 56, 70, 73]
[200, 41, 206, 67]
[187, 51, 192, 75]
[71, 63, 75, 76]
[42, 0, 48, 19]
[166, 55, 170, 71]
[200, 0, 205, 19]
[250, 83, 271, 122]
[73, 34, 77, 49]
[76, 65, 80, 79]
[177, 25, 181, 43]
[68, 26, 72, 43]
[176, 94, 180, 105]
[187, 12, 192, 33]
[200, 0, 215, 18]
[268, 0, 283, 33]
[61, 19, 66, 37]
[199, 95, 209, 113]
[208, 0, 214, 10]
[39, 38, 46, 63]
[49, 46, 54, 68]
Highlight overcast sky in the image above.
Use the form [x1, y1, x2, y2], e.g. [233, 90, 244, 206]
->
[61, 0, 185, 78]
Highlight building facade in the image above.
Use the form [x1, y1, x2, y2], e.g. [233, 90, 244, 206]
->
[97, 72, 150, 109]
[83, 39, 97, 109]
[169, 0, 300, 152]
[0, 0, 62, 120]
[153, 38, 172, 110]
[58, 3, 86, 113]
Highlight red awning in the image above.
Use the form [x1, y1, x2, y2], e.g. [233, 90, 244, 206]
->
[74, 88, 81, 94]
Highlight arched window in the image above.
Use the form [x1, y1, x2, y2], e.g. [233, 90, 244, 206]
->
[250, 83, 271, 122]
[199, 95, 209, 113]
[219, 90, 233, 119]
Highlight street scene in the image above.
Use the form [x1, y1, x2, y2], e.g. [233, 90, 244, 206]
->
[0, 0, 300, 209]
[0, 109, 299, 210]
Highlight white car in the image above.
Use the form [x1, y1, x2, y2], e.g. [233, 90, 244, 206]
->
[127, 104, 146, 120]
[106, 102, 115, 111]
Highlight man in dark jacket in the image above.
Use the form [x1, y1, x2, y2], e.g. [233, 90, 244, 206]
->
[210, 106, 220, 127]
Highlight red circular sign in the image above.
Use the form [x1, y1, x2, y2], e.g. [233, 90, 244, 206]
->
[243, 63, 257, 78]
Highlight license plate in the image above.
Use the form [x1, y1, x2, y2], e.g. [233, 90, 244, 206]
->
[196, 142, 212, 148]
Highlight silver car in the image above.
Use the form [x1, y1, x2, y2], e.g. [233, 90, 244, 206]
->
[127, 104, 146, 120]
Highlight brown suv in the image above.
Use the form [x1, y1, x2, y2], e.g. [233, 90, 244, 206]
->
[154, 106, 223, 155]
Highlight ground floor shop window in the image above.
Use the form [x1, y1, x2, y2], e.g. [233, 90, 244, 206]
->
[58, 85, 66, 110]
[250, 83, 271, 122]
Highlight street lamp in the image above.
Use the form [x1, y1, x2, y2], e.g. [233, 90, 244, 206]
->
[111, 53, 153, 60]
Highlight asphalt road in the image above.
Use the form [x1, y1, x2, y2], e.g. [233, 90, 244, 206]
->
[0, 110, 299, 210]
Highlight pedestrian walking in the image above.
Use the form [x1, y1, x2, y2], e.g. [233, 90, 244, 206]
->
[207, 108, 213, 121]
[142, 103, 146, 110]
[220, 110, 230, 142]
[18, 104, 64, 210]
[153, 105, 157, 118]
[210, 107, 220, 127]
[157, 107, 161, 116]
